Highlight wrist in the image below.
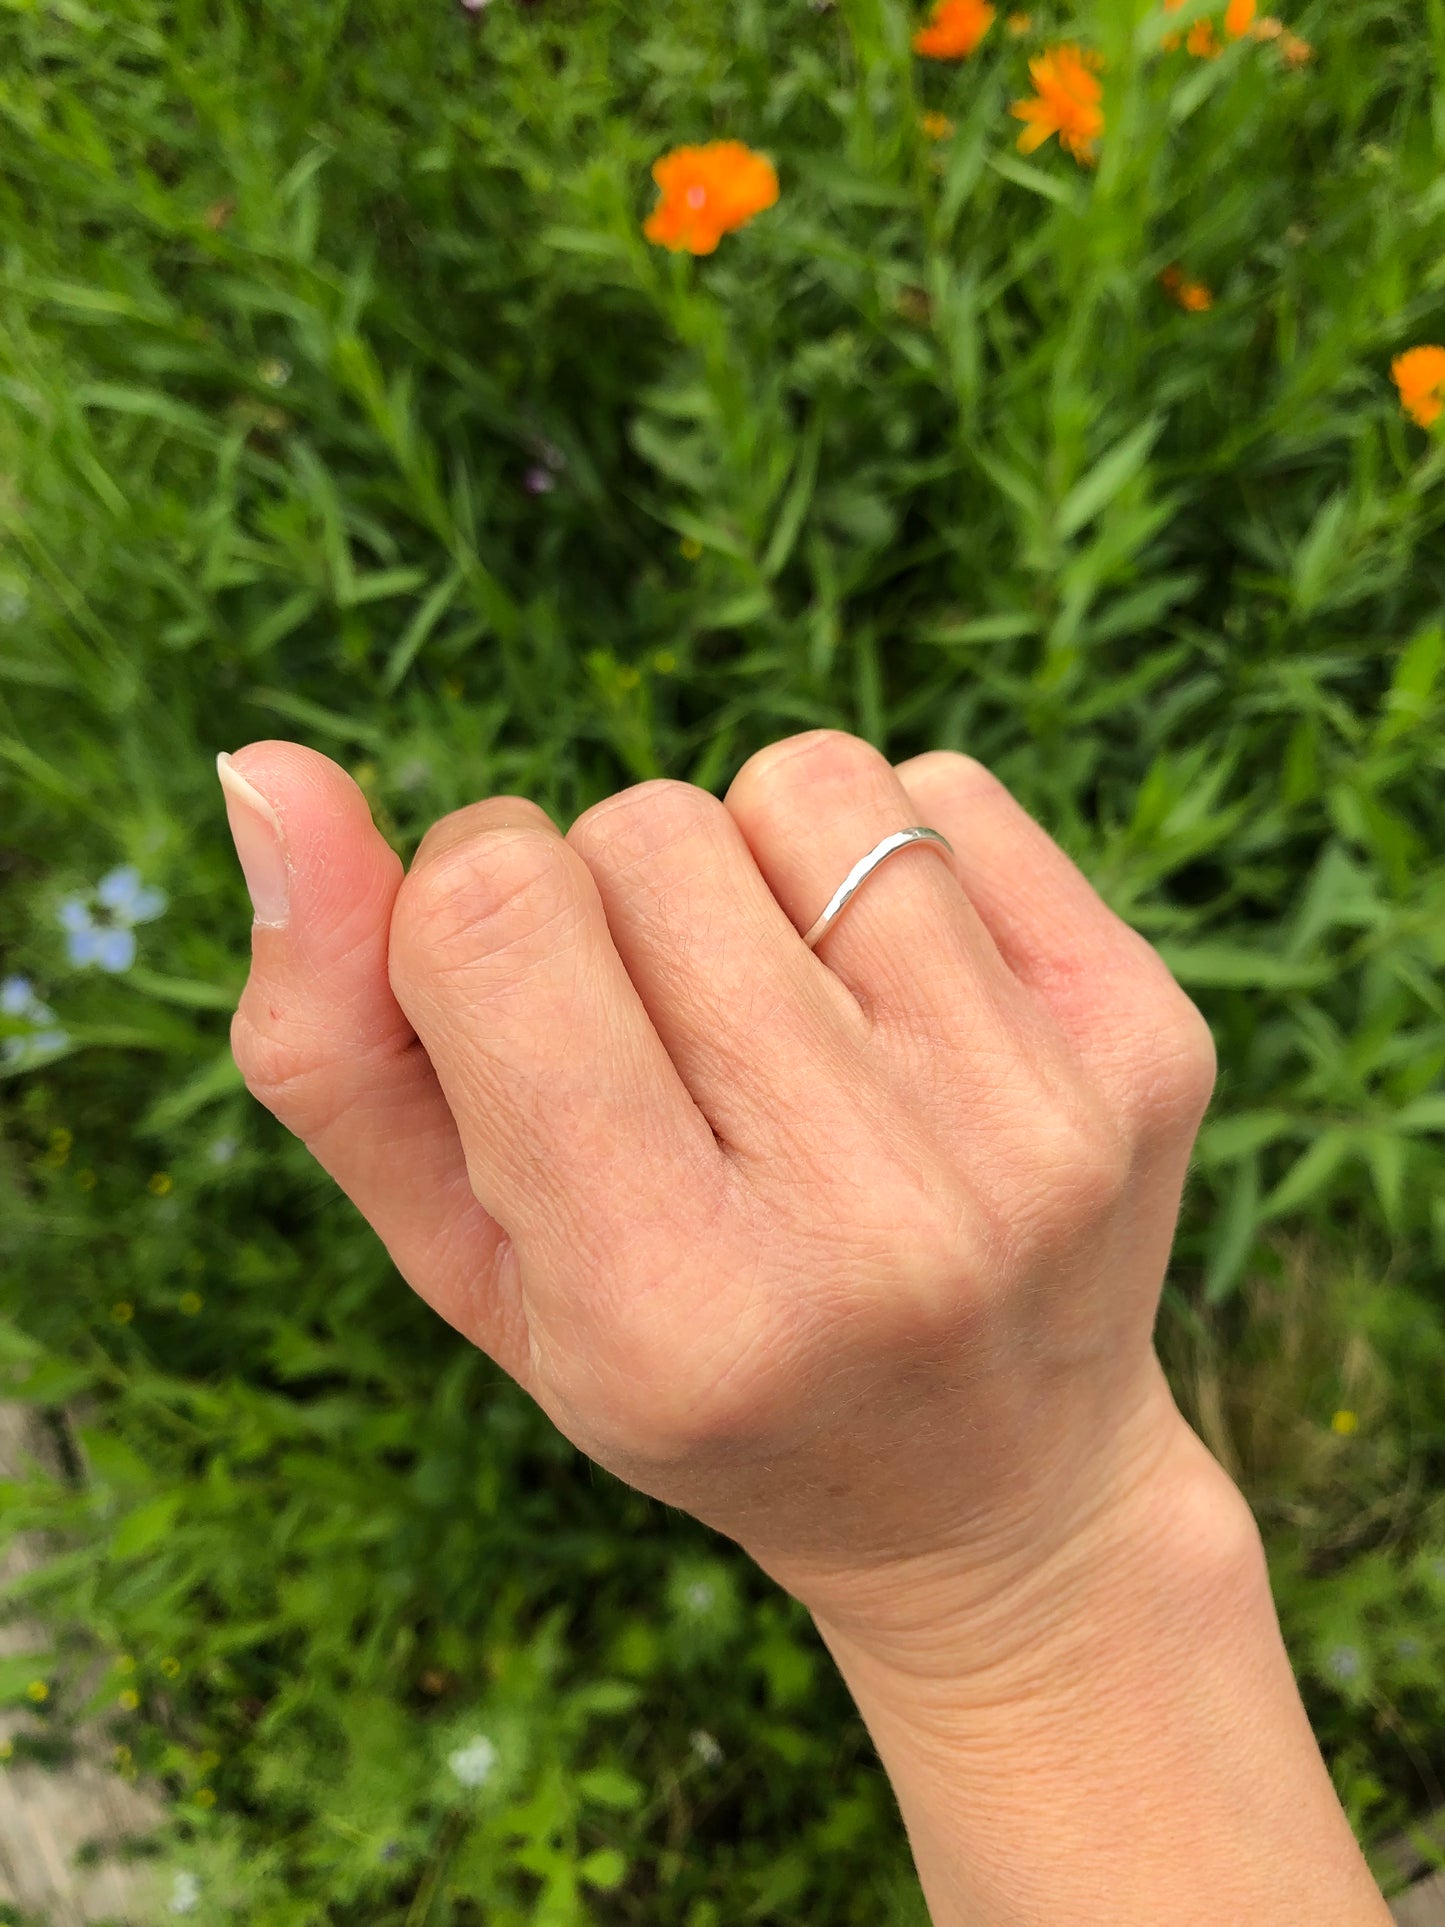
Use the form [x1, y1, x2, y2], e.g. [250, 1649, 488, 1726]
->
[809, 1407, 1257, 1727]
[790, 1407, 1395, 1927]
[754, 1355, 1216, 1690]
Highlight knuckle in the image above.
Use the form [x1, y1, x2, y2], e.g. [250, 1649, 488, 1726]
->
[1126, 982, 1219, 1131]
[1016, 1091, 1133, 1241]
[896, 748, 992, 797]
[230, 999, 350, 1142]
[230, 984, 418, 1146]
[540, 1306, 779, 1472]
[568, 778, 723, 871]
[391, 829, 582, 978]
[881, 1181, 998, 1335]
[727, 728, 878, 810]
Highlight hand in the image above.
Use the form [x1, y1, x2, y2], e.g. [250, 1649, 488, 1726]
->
[218, 729, 1216, 1654]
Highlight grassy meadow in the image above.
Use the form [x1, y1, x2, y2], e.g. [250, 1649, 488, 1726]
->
[1, 0, 1443, 1919]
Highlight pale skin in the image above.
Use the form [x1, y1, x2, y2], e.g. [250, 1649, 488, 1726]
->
[218, 728, 1395, 1925]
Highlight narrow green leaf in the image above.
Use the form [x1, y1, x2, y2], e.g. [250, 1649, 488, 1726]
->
[1259, 1130, 1357, 1222]
[111, 1492, 185, 1560]
[382, 566, 465, 693]
[244, 687, 384, 751]
[986, 153, 1081, 208]
[138, 1050, 245, 1135]
[1156, 943, 1329, 990]
[1055, 419, 1159, 542]
[1203, 1151, 1261, 1305]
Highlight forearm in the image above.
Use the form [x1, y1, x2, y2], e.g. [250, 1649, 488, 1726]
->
[808, 1415, 1394, 1927]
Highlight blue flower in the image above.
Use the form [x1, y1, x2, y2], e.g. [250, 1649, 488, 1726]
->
[1, 976, 70, 1068]
[58, 866, 167, 973]
[1323, 1643, 1363, 1684]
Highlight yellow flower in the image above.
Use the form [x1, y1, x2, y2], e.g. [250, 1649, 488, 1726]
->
[25, 1680, 48, 1703]
[147, 1172, 173, 1197]
[118, 1689, 140, 1711]
[643, 141, 779, 255]
[1006, 10, 1032, 31]
[1011, 44, 1105, 165]
[194, 1787, 217, 1808]
[921, 110, 956, 139]
[160, 1656, 181, 1679]
[1331, 1409, 1360, 1436]
[0, 1739, 13, 1761]
[115, 1654, 136, 1674]
[679, 536, 703, 561]
[179, 1291, 204, 1316]
[1393, 345, 1445, 428]
[111, 1301, 135, 1324]
[912, 0, 995, 59]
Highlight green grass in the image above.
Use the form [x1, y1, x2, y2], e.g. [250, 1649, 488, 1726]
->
[0, 0, 1443, 1919]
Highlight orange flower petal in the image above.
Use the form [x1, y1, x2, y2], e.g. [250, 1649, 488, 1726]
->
[913, 0, 996, 59]
[1392, 346, 1445, 428]
[1011, 44, 1104, 164]
[1224, 0, 1256, 35]
[644, 141, 779, 255]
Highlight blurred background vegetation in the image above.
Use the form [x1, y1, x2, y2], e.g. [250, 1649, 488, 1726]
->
[0, 0, 1442, 1919]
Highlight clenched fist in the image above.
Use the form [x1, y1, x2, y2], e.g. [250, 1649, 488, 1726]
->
[218, 728, 1213, 1654]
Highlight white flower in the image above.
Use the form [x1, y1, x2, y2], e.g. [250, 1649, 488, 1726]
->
[207, 1134, 239, 1166]
[683, 1580, 716, 1614]
[392, 757, 432, 794]
[1324, 1644, 1363, 1683]
[447, 1735, 498, 1789]
[1, 975, 70, 1068]
[689, 1729, 723, 1767]
[168, 1869, 201, 1915]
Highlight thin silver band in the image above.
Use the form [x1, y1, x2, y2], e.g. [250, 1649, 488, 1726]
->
[802, 827, 956, 951]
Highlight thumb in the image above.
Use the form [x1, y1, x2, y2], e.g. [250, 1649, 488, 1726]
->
[218, 741, 529, 1382]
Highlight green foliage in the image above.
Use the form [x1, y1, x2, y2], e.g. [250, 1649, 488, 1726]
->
[0, 0, 1442, 1916]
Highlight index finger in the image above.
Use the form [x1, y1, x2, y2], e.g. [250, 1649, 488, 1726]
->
[385, 797, 726, 1312]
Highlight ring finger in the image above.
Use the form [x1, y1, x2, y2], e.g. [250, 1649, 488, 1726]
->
[723, 730, 1027, 1062]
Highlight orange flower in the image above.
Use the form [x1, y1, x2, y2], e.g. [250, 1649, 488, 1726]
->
[1392, 346, 1445, 428]
[1011, 44, 1105, 165]
[1224, 0, 1256, 33]
[1161, 264, 1213, 311]
[913, 0, 996, 59]
[1187, 18, 1221, 54]
[1279, 29, 1313, 64]
[643, 142, 779, 255]
[921, 110, 956, 139]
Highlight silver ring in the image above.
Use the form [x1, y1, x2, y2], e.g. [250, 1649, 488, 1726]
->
[802, 827, 956, 951]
